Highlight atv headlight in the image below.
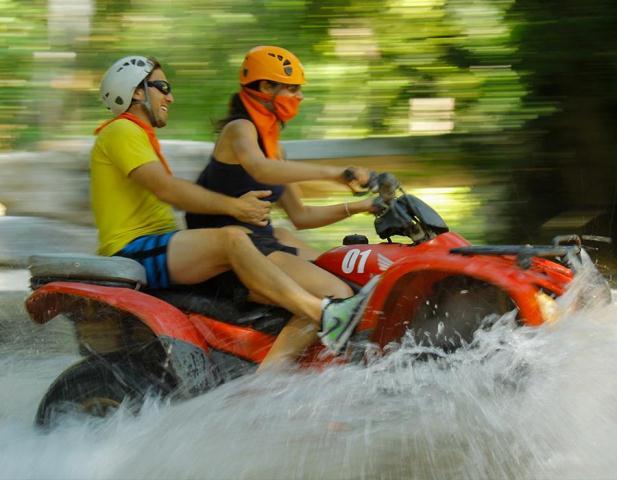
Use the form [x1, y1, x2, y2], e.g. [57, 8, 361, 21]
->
[535, 291, 560, 324]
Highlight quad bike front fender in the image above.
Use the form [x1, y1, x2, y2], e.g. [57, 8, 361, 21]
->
[359, 251, 563, 335]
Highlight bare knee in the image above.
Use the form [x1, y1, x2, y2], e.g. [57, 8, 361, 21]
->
[183, 227, 251, 267]
[330, 281, 353, 299]
[220, 227, 251, 251]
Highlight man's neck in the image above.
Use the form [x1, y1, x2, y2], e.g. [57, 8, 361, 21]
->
[127, 106, 154, 128]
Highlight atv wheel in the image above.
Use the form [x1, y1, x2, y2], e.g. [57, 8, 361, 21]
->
[411, 276, 516, 352]
[35, 353, 169, 428]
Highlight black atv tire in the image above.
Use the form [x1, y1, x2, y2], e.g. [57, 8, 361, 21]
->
[410, 275, 516, 352]
[35, 353, 169, 428]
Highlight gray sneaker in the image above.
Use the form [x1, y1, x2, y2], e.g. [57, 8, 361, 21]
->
[319, 276, 380, 354]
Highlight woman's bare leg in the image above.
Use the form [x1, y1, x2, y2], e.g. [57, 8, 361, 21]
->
[167, 228, 323, 322]
[257, 251, 353, 371]
[273, 227, 321, 261]
[256, 316, 320, 370]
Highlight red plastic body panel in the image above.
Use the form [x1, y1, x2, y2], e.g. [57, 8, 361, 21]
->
[187, 314, 335, 366]
[316, 232, 573, 348]
[188, 314, 274, 363]
[314, 232, 471, 285]
[24, 231, 575, 365]
[26, 282, 210, 353]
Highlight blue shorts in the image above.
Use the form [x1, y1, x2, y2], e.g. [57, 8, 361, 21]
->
[115, 231, 177, 289]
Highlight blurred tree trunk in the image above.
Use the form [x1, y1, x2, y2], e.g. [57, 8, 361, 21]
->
[29, 0, 94, 143]
[509, 0, 617, 249]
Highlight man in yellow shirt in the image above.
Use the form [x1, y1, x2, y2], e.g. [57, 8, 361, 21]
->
[91, 55, 373, 365]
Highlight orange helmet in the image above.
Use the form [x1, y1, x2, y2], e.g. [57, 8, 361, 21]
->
[239, 46, 305, 86]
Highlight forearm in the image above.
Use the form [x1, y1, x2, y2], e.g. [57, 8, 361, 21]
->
[158, 176, 238, 215]
[291, 200, 372, 230]
[249, 158, 344, 185]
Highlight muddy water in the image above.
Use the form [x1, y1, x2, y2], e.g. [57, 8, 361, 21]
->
[1, 264, 616, 479]
[2, 148, 617, 478]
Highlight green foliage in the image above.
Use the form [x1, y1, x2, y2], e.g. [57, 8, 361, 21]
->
[1, 0, 615, 161]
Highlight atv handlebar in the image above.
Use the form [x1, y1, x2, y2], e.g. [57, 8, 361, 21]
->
[343, 169, 401, 199]
[365, 172, 402, 215]
[368, 172, 449, 243]
[374, 172, 400, 202]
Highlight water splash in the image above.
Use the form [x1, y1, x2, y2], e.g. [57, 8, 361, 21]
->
[1, 269, 616, 479]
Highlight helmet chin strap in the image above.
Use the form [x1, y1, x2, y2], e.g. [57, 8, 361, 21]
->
[135, 79, 159, 127]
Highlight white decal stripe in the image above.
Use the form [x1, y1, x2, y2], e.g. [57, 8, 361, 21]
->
[377, 253, 393, 271]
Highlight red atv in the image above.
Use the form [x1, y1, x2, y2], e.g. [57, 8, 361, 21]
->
[25, 174, 609, 427]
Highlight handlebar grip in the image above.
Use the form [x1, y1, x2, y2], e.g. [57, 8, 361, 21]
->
[365, 171, 379, 191]
[343, 169, 401, 199]
[343, 168, 380, 196]
[376, 172, 399, 202]
[341, 167, 357, 183]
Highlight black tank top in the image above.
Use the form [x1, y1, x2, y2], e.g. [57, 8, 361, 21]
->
[185, 155, 285, 235]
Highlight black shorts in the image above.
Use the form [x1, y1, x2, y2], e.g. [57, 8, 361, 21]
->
[249, 233, 298, 257]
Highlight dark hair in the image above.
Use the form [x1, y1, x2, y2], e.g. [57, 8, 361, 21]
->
[214, 93, 251, 132]
[147, 57, 162, 76]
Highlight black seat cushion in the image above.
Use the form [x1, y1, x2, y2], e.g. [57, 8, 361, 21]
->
[148, 271, 291, 336]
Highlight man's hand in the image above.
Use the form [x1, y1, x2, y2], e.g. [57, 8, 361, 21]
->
[232, 190, 272, 226]
[341, 167, 374, 194]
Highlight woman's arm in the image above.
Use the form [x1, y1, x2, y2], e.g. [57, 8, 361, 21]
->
[278, 184, 374, 230]
[225, 120, 371, 188]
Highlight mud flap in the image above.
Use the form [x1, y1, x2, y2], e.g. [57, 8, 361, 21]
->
[158, 336, 223, 399]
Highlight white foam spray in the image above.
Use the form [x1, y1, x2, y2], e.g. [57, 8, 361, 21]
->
[1, 260, 616, 480]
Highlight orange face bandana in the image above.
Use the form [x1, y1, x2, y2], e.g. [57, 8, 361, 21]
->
[238, 87, 302, 160]
[272, 95, 301, 123]
[94, 112, 173, 175]
[238, 88, 281, 159]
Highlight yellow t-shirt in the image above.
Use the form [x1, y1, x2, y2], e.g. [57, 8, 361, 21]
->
[90, 119, 177, 256]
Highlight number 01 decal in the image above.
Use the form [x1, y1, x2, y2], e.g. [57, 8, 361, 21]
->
[342, 249, 372, 274]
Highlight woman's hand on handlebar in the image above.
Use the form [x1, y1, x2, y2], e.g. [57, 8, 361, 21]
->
[370, 197, 388, 216]
[340, 167, 377, 194]
[367, 172, 401, 214]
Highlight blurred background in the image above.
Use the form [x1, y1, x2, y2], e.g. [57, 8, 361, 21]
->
[1, 0, 616, 267]
[3, 4, 617, 476]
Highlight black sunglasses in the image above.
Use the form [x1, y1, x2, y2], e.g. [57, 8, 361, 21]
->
[147, 80, 172, 95]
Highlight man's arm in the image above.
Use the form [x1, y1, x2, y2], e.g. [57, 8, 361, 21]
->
[130, 161, 271, 226]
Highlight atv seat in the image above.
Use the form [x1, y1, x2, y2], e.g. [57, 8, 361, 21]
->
[29, 254, 147, 290]
[28, 255, 291, 335]
[148, 273, 292, 336]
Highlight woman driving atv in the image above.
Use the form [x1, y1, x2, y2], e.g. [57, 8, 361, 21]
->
[186, 46, 377, 370]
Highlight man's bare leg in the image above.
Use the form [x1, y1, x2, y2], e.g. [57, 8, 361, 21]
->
[166, 228, 323, 322]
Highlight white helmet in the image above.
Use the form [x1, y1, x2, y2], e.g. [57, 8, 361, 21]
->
[99, 55, 155, 115]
